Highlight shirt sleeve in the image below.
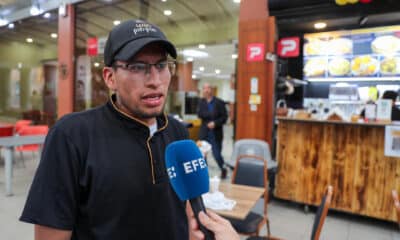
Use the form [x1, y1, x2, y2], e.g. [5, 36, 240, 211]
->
[20, 126, 81, 230]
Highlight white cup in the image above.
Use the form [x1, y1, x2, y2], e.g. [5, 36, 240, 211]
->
[209, 176, 221, 193]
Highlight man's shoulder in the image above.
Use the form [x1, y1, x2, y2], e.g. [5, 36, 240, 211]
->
[53, 105, 105, 133]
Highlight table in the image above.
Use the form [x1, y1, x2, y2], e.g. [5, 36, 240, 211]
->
[0, 135, 46, 196]
[211, 182, 265, 220]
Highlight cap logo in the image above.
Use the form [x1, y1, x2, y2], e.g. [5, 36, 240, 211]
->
[133, 23, 158, 35]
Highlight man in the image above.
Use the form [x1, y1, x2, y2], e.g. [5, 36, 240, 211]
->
[20, 19, 238, 240]
[197, 83, 228, 179]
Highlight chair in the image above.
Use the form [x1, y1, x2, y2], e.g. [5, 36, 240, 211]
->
[14, 120, 32, 134]
[246, 186, 333, 240]
[227, 153, 271, 237]
[228, 139, 278, 201]
[15, 125, 49, 165]
[392, 190, 400, 228]
[227, 139, 278, 170]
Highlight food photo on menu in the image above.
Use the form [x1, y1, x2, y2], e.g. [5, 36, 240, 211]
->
[303, 25, 400, 80]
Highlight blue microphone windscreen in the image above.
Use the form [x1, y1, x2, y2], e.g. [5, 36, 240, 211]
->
[165, 140, 210, 200]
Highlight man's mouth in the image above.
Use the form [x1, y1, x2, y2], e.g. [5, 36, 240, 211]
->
[142, 93, 163, 106]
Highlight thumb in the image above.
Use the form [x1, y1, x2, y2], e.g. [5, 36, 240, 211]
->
[198, 211, 216, 231]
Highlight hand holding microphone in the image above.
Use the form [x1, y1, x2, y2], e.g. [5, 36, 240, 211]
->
[165, 140, 215, 240]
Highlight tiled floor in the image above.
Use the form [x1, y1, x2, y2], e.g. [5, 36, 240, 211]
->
[0, 124, 399, 239]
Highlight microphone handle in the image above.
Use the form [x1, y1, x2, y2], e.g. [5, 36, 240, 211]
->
[189, 197, 215, 240]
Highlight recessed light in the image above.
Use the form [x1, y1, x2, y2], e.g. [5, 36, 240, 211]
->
[198, 44, 206, 49]
[233, 0, 240, 3]
[43, 12, 51, 18]
[113, 20, 121, 26]
[26, 38, 33, 43]
[314, 22, 327, 29]
[50, 33, 57, 38]
[192, 74, 196, 79]
[215, 69, 221, 74]
[94, 62, 100, 67]
[0, 18, 8, 27]
[7, 23, 14, 29]
[164, 10, 172, 16]
[161, 0, 167, 2]
[187, 57, 194, 62]
[30, 5, 42, 16]
[231, 54, 238, 59]
[199, 66, 205, 71]
[181, 49, 208, 58]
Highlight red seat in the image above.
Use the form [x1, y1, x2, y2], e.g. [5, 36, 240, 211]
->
[0, 125, 14, 137]
[14, 120, 32, 134]
[16, 125, 49, 152]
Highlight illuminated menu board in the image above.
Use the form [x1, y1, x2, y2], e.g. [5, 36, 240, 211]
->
[303, 25, 400, 81]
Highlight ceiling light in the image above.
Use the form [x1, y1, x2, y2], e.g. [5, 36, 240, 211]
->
[8, 23, 14, 29]
[181, 49, 208, 58]
[161, 0, 167, 2]
[26, 38, 33, 43]
[30, 5, 43, 16]
[43, 12, 51, 18]
[50, 33, 57, 38]
[314, 22, 327, 29]
[233, 0, 241, 3]
[113, 20, 121, 26]
[163, 10, 172, 16]
[215, 69, 221, 74]
[192, 74, 196, 79]
[0, 18, 8, 27]
[187, 57, 194, 62]
[198, 44, 206, 49]
[231, 54, 238, 59]
[94, 62, 100, 67]
[199, 66, 205, 71]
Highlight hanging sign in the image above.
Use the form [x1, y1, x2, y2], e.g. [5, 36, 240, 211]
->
[87, 37, 98, 56]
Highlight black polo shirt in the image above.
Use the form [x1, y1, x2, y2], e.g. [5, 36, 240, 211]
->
[20, 98, 189, 239]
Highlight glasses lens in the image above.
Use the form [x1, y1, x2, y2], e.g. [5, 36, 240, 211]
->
[127, 63, 147, 73]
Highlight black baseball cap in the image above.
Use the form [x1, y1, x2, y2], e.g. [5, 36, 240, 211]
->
[104, 19, 177, 66]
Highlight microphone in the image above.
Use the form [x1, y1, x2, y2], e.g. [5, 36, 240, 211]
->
[165, 140, 215, 240]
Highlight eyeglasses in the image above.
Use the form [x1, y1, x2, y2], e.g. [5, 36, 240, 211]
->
[113, 60, 176, 75]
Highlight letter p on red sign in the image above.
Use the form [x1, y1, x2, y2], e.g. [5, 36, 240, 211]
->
[246, 43, 264, 62]
[278, 37, 299, 57]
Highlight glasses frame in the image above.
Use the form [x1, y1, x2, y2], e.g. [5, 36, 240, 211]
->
[113, 60, 176, 75]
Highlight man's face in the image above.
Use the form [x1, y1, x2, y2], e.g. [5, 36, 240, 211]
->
[202, 83, 212, 99]
[103, 43, 172, 124]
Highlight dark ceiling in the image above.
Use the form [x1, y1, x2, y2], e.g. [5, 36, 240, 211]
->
[268, 0, 400, 34]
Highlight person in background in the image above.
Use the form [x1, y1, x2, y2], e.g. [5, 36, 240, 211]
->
[197, 82, 228, 179]
[382, 90, 400, 121]
[19, 19, 238, 240]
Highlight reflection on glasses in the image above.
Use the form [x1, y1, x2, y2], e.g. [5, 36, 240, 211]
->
[113, 61, 176, 75]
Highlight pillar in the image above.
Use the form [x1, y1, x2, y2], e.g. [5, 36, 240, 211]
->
[57, 4, 75, 118]
[235, 0, 276, 145]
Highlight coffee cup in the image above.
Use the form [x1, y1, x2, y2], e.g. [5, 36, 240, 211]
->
[209, 176, 220, 193]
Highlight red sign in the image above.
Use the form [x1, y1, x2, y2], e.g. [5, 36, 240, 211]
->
[277, 37, 300, 57]
[87, 37, 98, 56]
[246, 43, 264, 62]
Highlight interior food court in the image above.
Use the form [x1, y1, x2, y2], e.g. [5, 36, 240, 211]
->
[0, 0, 400, 239]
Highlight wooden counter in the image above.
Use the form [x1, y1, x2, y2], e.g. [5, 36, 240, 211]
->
[274, 117, 400, 222]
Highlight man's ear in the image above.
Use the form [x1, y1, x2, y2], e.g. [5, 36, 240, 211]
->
[103, 67, 116, 91]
